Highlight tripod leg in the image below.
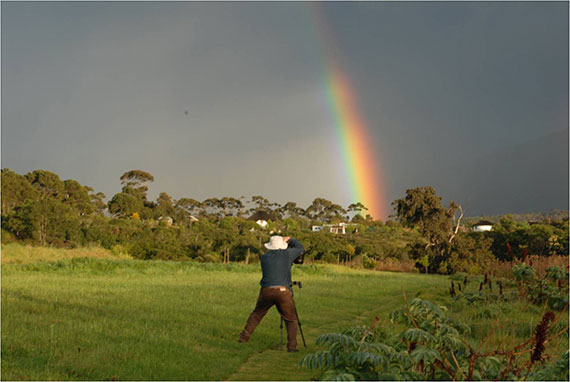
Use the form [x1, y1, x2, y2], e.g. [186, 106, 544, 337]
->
[280, 317, 284, 350]
[293, 301, 307, 348]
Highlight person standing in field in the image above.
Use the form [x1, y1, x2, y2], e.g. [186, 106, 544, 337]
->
[239, 235, 304, 352]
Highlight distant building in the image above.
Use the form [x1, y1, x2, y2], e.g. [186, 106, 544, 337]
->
[312, 222, 355, 234]
[328, 223, 347, 234]
[248, 210, 275, 229]
[472, 220, 493, 232]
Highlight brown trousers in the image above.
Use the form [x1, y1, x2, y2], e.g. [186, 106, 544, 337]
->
[240, 286, 298, 350]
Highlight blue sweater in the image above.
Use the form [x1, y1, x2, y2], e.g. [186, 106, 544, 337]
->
[259, 238, 304, 288]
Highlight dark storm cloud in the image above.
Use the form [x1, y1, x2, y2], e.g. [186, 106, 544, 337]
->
[2, 2, 567, 217]
[315, 2, 568, 215]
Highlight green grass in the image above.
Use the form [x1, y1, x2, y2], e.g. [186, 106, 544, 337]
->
[1, 245, 568, 380]
[1, 243, 123, 264]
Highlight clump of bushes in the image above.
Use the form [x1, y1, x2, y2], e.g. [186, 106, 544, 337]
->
[449, 265, 569, 312]
[513, 264, 569, 311]
[300, 296, 569, 381]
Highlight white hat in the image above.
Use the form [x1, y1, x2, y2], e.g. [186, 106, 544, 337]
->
[264, 236, 288, 250]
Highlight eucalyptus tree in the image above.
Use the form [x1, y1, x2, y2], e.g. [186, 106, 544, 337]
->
[347, 202, 368, 216]
[220, 196, 244, 217]
[278, 201, 305, 219]
[25, 170, 65, 199]
[9, 198, 79, 246]
[392, 186, 463, 273]
[119, 170, 154, 201]
[1, 168, 40, 215]
[84, 186, 107, 215]
[106, 170, 155, 219]
[215, 217, 240, 263]
[202, 197, 224, 218]
[62, 179, 93, 216]
[120, 169, 154, 189]
[175, 198, 202, 219]
[248, 195, 279, 214]
[108, 192, 144, 218]
[306, 197, 347, 223]
[155, 192, 177, 220]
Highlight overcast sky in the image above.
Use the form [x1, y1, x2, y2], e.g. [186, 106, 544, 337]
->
[1, 1, 568, 219]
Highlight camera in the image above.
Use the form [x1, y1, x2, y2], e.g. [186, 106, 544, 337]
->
[293, 252, 304, 264]
[293, 251, 304, 264]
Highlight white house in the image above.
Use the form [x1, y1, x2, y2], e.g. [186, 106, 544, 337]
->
[256, 220, 268, 228]
[327, 224, 347, 234]
[248, 210, 275, 229]
[472, 220, 493, 232]
[312, 222, 355, 234]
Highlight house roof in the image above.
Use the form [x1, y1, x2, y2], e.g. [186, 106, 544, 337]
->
[473, 220, 494, 226]
[248, 210, 275, 222]
[323, 222, 353, 227]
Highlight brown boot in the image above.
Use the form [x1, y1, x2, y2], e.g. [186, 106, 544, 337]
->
[238, 332, 249, 343]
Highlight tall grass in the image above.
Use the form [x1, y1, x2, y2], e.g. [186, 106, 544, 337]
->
[374, 258, 417, 273]
[1, 243, 123, 265]
[489, 255, 569, 278]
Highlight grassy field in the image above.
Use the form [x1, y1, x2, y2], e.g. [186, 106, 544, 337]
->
[1, 244, 568, 380]
[0, 243, 124, 265]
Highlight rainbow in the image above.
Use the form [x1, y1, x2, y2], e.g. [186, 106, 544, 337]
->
[310, 5, 387, 220]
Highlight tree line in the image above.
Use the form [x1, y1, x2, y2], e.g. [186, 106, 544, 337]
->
[393, 187, 568, 273]
[2, 168, 568, 273]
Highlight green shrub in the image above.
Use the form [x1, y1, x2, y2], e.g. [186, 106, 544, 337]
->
[362, 255, 376, 270]
[301, 298, 567, 381]
[545, 266, 567, 281]
[512, 264, 568, 310]
[512, 264, 536, 282]
[203, 253, 221, 263]
[1, 228, 17, 244]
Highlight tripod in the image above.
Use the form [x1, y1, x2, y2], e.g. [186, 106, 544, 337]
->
[280, 281, 307, 350]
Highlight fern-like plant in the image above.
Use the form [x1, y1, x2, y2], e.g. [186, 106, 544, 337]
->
[513, 264, 569, 310]
[300, 294, 569, 381]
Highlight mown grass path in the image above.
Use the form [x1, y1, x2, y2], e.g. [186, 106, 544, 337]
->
[228, 270, 447, 381]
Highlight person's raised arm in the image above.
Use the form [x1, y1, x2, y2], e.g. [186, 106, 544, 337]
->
[285, 237, 304, 263]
